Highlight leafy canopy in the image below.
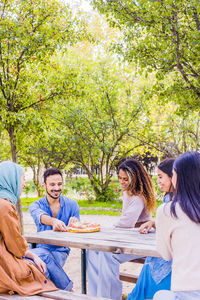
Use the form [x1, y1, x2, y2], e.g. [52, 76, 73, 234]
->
[91, 0, 200, 107]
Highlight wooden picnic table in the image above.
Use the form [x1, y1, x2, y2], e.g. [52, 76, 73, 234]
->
[24, 227, 160, 294]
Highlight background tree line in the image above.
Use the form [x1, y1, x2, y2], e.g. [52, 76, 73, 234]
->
[0, 0, 199, 228]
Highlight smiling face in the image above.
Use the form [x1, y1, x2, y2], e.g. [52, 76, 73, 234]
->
[118, 169, 130, 191]
[44, 174, 63, 200]
[157, 168, 172, 193]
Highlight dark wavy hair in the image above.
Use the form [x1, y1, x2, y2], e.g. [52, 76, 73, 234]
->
[118, 158, 156, 212]
[171, 151, 200, 223]
[43, 168, 62, 183]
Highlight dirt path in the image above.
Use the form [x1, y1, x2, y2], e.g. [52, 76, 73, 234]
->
[23, 212, 142, 298]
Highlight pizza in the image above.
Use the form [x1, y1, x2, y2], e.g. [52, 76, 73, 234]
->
[67, 221, 100, 233]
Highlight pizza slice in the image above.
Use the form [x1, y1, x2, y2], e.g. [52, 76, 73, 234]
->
[67, 221, 100, 233]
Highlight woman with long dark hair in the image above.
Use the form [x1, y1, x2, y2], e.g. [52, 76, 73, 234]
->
[153, 152, 200, 300]
[127, 158, 175, 300]
[87, 158, 156, 300]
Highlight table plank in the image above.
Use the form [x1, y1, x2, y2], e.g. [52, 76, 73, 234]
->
[41, 290, 110, 299]
[0, 296, 45, 300]
[87, 228, 156, 244]
[0, 292, 110, 300]
[24, 227, 160, 257]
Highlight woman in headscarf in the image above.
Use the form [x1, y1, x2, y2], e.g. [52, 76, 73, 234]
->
[0, 161, 57, 296]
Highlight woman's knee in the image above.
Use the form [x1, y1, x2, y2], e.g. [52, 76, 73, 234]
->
[153, 290, 176, 300]
[31, 248, 54, 263]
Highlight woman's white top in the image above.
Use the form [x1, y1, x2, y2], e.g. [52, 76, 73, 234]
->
[156, 202, 200, 291]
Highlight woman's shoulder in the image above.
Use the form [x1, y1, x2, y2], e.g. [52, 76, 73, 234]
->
[157, 202, 192, 220]
[0, 198, 14, 215]
[157, 202, 172, 218]
[124, 191, 142, 200]
[124, 192, 144, 203]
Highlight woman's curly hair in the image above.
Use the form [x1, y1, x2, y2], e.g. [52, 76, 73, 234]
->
[118, 158, 156, 212]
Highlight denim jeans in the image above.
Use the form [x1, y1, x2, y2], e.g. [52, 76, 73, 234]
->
[30, 247, 72, 291]
[153, 290, 200, 300]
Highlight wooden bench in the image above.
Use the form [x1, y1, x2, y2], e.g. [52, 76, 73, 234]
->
[119, 257, 145, 284]
[0, 290, 111, 300]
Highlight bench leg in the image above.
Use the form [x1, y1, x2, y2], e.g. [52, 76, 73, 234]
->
[29, 242, 37, 249]
[81, 249, 87, 294]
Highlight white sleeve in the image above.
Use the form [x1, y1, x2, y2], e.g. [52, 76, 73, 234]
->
[155, 204, 173, 261]
[115, 197, 145, 228]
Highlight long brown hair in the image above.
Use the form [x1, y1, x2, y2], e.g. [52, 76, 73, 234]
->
[119, 158, 156, 212]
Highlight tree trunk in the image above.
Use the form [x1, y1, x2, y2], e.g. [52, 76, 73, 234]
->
[8, 126, 24, 234]
[16, 200, 24, 234]
[33, 164, 43, 197]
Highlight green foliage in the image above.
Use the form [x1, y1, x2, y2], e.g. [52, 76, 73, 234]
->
[0, 0, 87, 162]
[41, 48, 150, 201]
[21, 196, 41, 207]
[96, 184, 121, 202]
[23, 181, 36, 197]
[151, 175, 164, 205]
[91, 0, 200, 109]
[66, 177, 121, 203]
[77, 199, 122, 208]
[70, 177, 93, 192]
[2, 0, 200, 212]
[139, 100, 200, 157]
[70, 177, 94, 202]
[0, 131, 11, 160]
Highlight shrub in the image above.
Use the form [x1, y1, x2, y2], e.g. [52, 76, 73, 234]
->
[96, 183, 121, 202]
[152, 175, 164, 207]
[70, 177, 94, 202]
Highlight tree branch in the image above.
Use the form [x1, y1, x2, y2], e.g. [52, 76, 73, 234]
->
[19, 92, 61, 111]
[193, 7, 200, 31]
[0, 0, 7, 19]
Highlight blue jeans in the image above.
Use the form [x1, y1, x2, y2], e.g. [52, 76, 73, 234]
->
[153, 290, 200, 300]
[30, 247, 73, 291]
[87, 250, 143, 300]
[127, 262, 171, 300]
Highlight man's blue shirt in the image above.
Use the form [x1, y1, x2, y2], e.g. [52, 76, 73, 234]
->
[29, 195, 80, 254]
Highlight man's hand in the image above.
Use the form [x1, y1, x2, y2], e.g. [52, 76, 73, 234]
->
[52, 219, 68, 232]
[68, 217, 79, 226]
[138, 220, 156, 234]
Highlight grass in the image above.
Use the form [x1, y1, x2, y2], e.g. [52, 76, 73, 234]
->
[21, 188, 162, 216]
[80, 210, 121, 216]
[77, 200, 122, 208]
[21, 197, 40, 205]
[21, 196, 122, 216]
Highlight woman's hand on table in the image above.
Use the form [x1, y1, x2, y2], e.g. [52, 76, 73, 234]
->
[138, 220, 156, 234]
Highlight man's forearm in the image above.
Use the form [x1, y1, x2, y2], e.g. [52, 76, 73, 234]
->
[40, 214, 55, 226]
[41, 214, 68, 231]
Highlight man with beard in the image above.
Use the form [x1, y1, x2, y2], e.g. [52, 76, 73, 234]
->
[29, 168, 80, 291]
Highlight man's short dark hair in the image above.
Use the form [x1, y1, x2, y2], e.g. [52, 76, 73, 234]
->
[43, 168, 62, 183]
